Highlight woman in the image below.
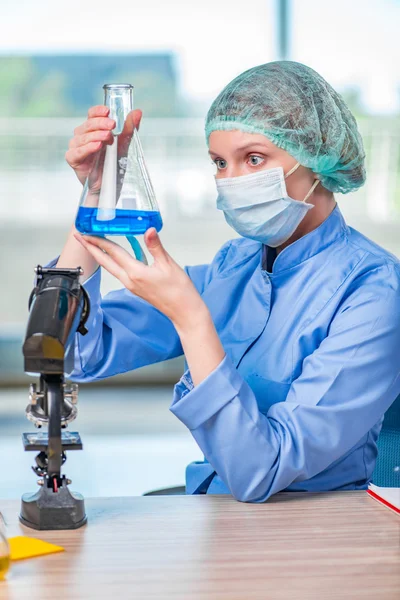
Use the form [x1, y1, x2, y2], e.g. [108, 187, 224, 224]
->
[57, 61, 400, 502]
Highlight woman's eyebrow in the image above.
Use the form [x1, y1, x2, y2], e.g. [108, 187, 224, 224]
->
[208, 142, 270, 156]
[234, 142, 270, 153]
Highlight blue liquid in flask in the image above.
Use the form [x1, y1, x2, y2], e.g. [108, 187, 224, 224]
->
[75, 207, 163, 236]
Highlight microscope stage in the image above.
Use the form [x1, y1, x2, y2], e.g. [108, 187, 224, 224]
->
[22, 431, 83, 452]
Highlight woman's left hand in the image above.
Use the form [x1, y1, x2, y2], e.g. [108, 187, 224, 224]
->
[74, 228, 207, 332]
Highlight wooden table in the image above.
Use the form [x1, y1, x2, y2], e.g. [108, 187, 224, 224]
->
[0, 492, 399, 599]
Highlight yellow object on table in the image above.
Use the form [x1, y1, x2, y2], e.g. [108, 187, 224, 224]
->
[8, 536, 64, 561]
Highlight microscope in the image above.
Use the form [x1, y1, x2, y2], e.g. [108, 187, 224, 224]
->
[20, 265, 90, 530]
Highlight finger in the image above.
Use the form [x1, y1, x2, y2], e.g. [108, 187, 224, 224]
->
[74, 117, 116, 136]
[69, 130, 114, 149]
[78, 234, 147, 276]
[65, 142, 103, 167]
[120, 109, 143, 136]
[144, 228, 169, 262]
[88, 105, 110, 119]
[74, 235, 132, 287]
[129, 109, 143, 131]
[118, 109, 143, 155]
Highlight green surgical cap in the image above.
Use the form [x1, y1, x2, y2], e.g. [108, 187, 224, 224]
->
[205, 61, 366, 194]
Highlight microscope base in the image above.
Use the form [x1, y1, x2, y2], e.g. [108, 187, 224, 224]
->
[20, 480, 87, 530]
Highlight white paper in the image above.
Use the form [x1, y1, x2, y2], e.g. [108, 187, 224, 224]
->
[368, 483, 400, 509]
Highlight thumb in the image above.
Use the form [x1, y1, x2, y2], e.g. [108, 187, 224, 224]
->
[144, 228, 168, 262]
[125, 109, 143, 134]
[118, 109, 143, 157]
[132, 108, 143, 131]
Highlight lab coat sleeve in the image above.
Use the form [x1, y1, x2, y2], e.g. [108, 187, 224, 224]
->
[169, 263, 400, 502]
[46, 240, 232, 382]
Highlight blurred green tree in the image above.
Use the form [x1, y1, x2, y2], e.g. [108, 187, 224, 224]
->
[0, 54, 182, 117]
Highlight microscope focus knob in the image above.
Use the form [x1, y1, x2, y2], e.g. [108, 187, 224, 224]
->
[64, 383, 78, 405]
[29, 383, 44, 406]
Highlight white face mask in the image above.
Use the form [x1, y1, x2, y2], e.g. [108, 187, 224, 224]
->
[215, 163, 319, 248]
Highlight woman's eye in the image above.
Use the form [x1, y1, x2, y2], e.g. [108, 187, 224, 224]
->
[215, 159, 227, 170]
[248, 155, 264, 166]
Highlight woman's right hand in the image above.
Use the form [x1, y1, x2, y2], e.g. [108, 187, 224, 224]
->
[65, 105, 116, 185]
[66, 106, 144, 185]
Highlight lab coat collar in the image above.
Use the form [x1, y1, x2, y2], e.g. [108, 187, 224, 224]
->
[208, 206, 348, 368]
[266, 204, 349, 274]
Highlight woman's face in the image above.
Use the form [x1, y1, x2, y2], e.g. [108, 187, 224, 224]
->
[208, 130, 317, 203]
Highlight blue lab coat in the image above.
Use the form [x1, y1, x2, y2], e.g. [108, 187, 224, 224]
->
[59, 206, 400, 502]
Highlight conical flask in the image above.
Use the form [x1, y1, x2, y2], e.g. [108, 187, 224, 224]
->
[75, 84, 162, 236]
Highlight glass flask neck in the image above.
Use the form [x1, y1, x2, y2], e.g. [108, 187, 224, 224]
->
[103, 84, 133, 135]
